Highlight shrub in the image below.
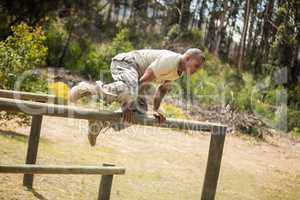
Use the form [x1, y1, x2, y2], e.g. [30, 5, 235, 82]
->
[63, 40, 84, 71]
[80, 47, 108, 80]
[161, 103, 187, 119]
[163, 24, 204, 50]
[0, 23, 48, 91]
[0, 23, 48, 125]
[288, 109, 300, 132]
[45, 19, 67, 66]
[80, 28, 134, 80]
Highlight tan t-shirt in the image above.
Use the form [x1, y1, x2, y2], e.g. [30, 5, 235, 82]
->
[114, 49, 182, 81]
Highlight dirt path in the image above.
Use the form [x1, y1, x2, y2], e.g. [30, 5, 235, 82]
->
[0, 116, 300, 200]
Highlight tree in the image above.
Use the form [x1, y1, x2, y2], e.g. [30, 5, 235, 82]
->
[179, 0, 193, 31]
[237, 0, 251, 69]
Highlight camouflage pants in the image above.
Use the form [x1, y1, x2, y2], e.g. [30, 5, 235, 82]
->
[102, 55, 147, 113]
[99, 56, 147, 131]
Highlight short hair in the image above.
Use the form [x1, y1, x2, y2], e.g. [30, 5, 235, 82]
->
[184, 48, 205, 62]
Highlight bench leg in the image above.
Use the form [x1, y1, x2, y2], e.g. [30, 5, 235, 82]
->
[201, 126, 226, 200]
[98, 164, 114, 200]
[23, 115, 43, 188]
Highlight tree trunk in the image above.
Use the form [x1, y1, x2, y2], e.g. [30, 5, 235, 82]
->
[260, 0, 275, 63]
[238, 0, 251, 70]
[58, 22, 74, 67]
[113, 0, 121, 22]
[191, 0, 200, 28]
[122, 0, 128, 21]
[213, 2, 229, 56]
[205, 0, 218, 51]
[246, 1, 257, 60]
[179, 0, 192, 31]
[106, 1, 113, 24]
[197, 0, 206, 29]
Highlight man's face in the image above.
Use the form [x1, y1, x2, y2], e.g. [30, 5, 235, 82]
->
[184, 56, 204, 75]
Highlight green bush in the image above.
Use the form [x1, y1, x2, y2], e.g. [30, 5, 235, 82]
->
[80, 28, 134, 80]
[0, 23, 48, 124]
[45, 19, 87, 70]
[288, 109, 300, 132]
[45, 19, 67, 66]
[0, 23, 48, 91]
[63, 40, 84, 71]
[81, 47, 108, 80]
[161, 103, 187, 119]
[107, 28, 134, 59]
[163, 24, 204, 50]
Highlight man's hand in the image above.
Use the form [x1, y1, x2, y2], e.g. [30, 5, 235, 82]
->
[153, 110, 166, 124]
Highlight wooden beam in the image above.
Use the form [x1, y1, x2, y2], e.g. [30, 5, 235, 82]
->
[23, 115, 43, 188]
[0, 97, 227, 132]
[0, 89, 57, 103]
[0, 164, 126, 175]
[201, 126, 227, 200]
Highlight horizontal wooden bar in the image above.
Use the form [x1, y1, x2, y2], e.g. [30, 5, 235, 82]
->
[0, 97, 227, 132]
[0, 164, 126, 175]
[0, 89, 57, 103]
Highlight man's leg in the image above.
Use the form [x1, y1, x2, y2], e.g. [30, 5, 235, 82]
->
[70, 60, 144, 145]
[100, 60, 148, 130]
[87, 60, 142, 145]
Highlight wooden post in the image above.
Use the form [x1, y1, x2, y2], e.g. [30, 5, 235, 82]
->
[23, 115, 43, 188]
[98, 163, 115, 200]
[201, 126, 226, 200]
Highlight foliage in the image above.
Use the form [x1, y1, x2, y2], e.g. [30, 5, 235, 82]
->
[0, 23, 48, 91]
[106, 28, 134, 59]
[163, 24, 204, 51]
[63, 40, 85, 71]
[186, 52, 295, 133]
[287, 109, 300, 133]
[80, 28, 134, 80]
[80, 48, 107, 80]
[0, 23, 48, 125]
[161, 103, 187, 119]
[45, 19, 68, 67]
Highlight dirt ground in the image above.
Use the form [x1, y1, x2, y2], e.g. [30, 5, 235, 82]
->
[0, 116, 299, 200]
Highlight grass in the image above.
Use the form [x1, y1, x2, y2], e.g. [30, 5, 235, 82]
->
[0, 118, 299, 200]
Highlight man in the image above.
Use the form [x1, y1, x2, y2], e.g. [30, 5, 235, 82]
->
[70, 48, 205, 146]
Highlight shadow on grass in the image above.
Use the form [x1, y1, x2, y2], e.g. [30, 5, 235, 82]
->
[0, 129, 28, 142]
[0, 129, 50, 144]
[28, 188, 49, 200]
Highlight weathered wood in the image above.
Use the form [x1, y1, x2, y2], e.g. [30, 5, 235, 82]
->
[0, 97, 227, 132]
[201, 126, 227, 200]
[98, 163, 115, 200]
[23, 115, 43, 188]
[0, 89, 57, 103]
[0, 164, 126, 175]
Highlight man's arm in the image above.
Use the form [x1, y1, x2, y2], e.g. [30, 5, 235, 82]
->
[153, 81, 171, 123]
[138, 68, 156, 94]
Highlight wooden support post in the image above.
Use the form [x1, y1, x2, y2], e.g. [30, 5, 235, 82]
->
[98, 163, 115, 200]
[201, 126, 226, 200]
[23, 115, 43, 188]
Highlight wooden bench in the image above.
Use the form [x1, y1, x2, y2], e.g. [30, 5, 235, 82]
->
[0, 164, 125, 200]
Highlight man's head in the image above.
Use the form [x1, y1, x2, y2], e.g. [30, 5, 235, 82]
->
[181, 48, 205, 75]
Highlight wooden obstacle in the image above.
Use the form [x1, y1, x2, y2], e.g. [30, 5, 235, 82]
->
[0, 164, 125, 200]
[0, 89, 227, 200]
[0, 89, 58, 103]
